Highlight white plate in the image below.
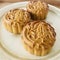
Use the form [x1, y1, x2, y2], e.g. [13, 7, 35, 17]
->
[0, 1, 60, 60]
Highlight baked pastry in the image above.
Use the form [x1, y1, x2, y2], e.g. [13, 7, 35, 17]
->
[27, 1, 48, 20]
[3, 9, 31, 34]
[22, 21, 56, 56]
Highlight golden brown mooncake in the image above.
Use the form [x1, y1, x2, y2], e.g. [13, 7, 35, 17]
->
[27, 1, 48, 20]
[3, 9, 31, 34]
[22, 21, 56, 56]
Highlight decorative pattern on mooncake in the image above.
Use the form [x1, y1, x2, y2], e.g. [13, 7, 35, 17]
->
[3, 9, 31, 34]
[27, 1, 48, 20]
[22, 21, 56, 56]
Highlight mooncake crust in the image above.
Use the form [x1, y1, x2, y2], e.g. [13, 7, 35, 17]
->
[22, 21, 56, 56]
[27, 1, 48, 20]
[3, 9, 31, 34]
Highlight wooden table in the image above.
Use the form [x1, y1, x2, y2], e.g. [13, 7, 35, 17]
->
[0, 0, 60, 8]
[0, 3, 11, 8]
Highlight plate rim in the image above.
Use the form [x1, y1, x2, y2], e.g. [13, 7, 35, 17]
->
[0, 1, 60, 60]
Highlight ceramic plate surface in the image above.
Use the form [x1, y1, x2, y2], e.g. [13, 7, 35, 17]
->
[0, 1, 60, 60]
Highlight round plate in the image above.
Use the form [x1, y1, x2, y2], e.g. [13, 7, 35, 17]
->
[0, 1, 60, 60]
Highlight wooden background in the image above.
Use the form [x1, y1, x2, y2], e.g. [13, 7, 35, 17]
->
[0, 0, 60, 8]
[0, 0, 60, 6]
